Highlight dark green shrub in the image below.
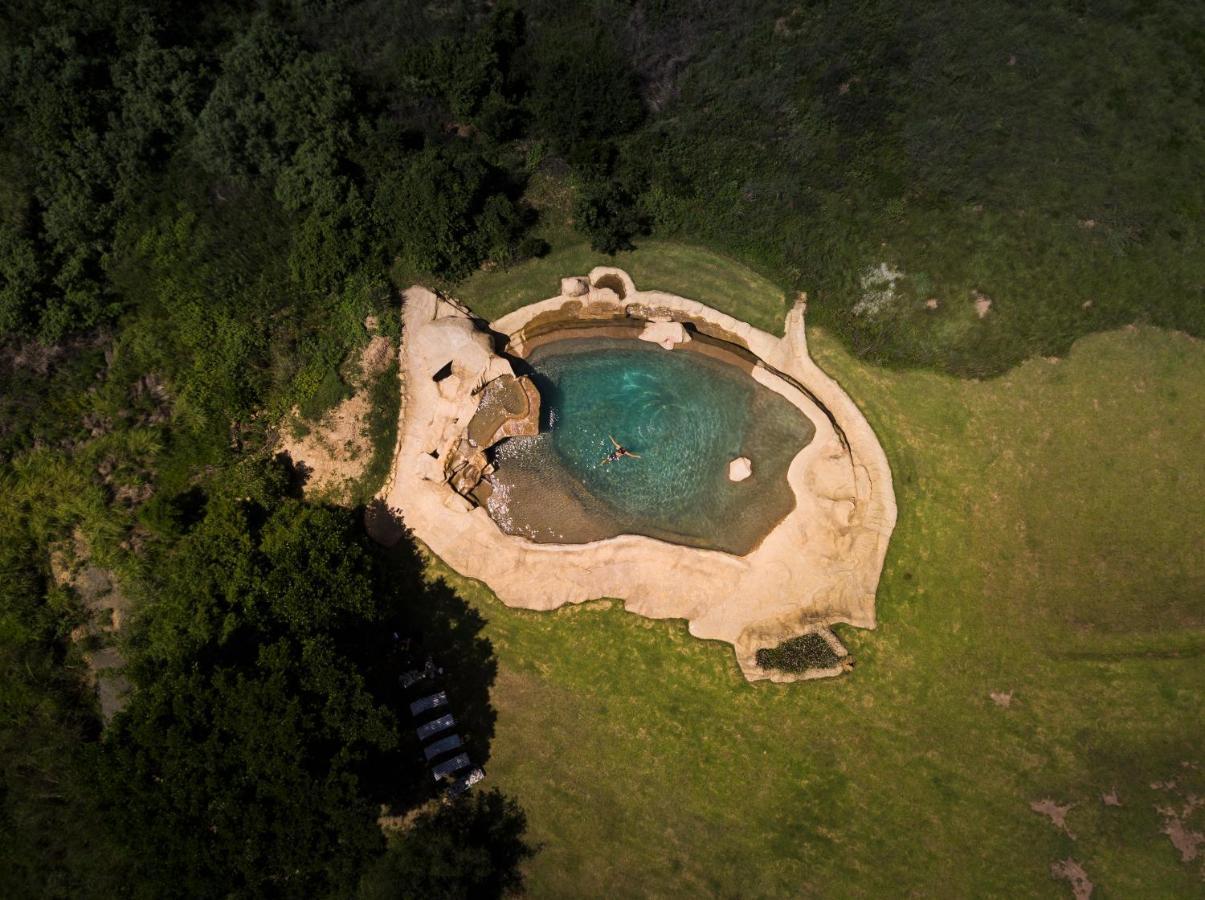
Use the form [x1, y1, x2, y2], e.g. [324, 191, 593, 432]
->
[527, 28, 644, 147]
[573, 179, 647, 254]
[375, 146, 529, 278]
[755, 633, 841, 673]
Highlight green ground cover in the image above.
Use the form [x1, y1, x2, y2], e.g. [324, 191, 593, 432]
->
[459, 240, 789, 336]
[436, 251, 1205, 896]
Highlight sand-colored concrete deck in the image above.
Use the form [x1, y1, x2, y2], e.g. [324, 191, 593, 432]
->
[381, 268, 896, 681]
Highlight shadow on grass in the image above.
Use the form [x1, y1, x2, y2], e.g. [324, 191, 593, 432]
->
[359, 499, 499, 809]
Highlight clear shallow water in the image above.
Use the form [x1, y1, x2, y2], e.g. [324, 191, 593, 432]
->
[486, 338, 815, 554]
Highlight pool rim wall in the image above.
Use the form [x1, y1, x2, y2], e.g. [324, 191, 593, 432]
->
[383, 268, 897, 683]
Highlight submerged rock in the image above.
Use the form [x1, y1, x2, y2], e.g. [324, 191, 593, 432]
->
[728, 456, 752, 482]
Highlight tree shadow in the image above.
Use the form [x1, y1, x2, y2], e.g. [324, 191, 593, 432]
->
[357, 499, 499, 809]
[272, 450, 311, 499]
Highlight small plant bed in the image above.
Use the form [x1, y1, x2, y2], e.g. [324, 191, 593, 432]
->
[755, 632, 841, 674]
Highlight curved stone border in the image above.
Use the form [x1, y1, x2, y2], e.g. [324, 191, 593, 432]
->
[382, 269, 896, 682]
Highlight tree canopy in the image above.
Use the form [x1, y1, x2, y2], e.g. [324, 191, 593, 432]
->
[96, 478, 526, 898]
[360, 790, 535, 900]
[102, 495, 397, 895]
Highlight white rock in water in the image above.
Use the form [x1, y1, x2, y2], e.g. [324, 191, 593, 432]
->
[729, 457, 752, 482]
[639, 320, 691, 349]
[561, 276, 589, 297]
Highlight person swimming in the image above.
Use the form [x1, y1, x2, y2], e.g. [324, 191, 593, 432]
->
[602, 434, 641, 464]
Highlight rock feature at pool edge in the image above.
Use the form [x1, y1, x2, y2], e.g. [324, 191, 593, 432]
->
[638, 318, 691, 349]
[445, 373, 540, 503]
[382, 269, 898, 684]
[393, 294, 541, 508]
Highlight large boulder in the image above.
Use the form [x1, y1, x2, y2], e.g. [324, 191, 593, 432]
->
[418, 316, 493, 387]
[728, 457, 753, 482]
[561, 276, 589, 297]
[639, 319, 691, 350]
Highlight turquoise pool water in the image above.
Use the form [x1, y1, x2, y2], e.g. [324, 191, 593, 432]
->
[486, 337, 815, 554]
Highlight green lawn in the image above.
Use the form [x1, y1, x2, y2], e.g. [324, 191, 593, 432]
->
[458, 240, 789, 335]
[432, 246, 1205, 897]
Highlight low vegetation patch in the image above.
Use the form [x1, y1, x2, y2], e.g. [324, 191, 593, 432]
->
[357, 358, 402, 503]
[755, 633, 842, 673]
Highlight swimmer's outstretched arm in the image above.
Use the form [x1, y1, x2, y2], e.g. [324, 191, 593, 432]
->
[609, 434, 620, 448]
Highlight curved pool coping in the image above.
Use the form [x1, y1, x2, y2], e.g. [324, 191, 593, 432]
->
[382, 268, 897, 682]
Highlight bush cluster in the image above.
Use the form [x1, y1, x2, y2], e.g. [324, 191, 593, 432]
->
[756, 634, 842, 673]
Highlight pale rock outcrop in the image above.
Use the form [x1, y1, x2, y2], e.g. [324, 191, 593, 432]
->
[561, 276, 589, 297]
[436, 372, 463, 400]
[408, 307, 542, 503]
[50, 530, 131, 721]
[422, 316, 497, 389]
[728, 457, 752, 482]
[639, 319, 691, 350]
[588, 286, 621, 306]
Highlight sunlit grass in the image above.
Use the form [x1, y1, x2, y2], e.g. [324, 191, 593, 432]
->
[458, 239, 789, 335]
[420, 304, 1205, 896]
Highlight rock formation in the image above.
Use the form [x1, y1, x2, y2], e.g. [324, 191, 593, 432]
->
[390, 292, 539, 505]
[446, 373, 540, 502]
[728, 457, 752, 482]
[561, 276, 589, 297]
[639, 318, 691, 350]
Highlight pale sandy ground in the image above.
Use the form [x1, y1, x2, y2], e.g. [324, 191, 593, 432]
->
[279, 333, 394, 502]
[50, 529, 131, 720]
[381, 268, 896, 681]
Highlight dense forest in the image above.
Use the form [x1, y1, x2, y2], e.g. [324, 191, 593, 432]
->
[1, 0, 1200, 896]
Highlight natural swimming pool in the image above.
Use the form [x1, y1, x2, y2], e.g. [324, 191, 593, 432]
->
[484, 337, 815, 554]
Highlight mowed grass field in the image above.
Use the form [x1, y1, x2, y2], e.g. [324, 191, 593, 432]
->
[437, 243, 1204, 897]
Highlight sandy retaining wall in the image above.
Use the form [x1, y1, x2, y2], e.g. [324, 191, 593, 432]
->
[382, 268, 896, 682]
